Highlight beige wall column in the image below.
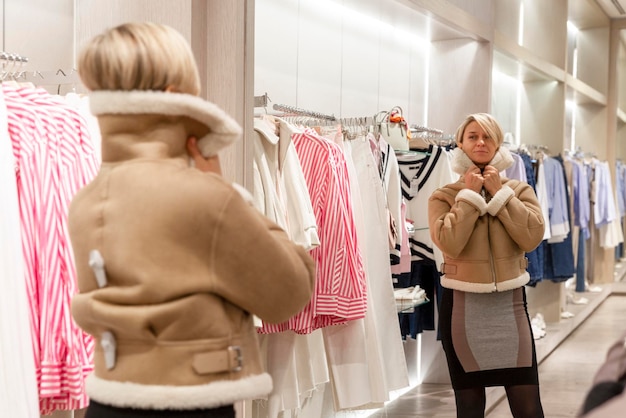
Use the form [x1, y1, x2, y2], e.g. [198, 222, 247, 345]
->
[607, 20, 624, 163]
[198, 0, 254, 186]
[594, 18, 626, 284]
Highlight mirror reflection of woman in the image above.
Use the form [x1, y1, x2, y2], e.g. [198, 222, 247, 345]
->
[429, 113, 545, 418]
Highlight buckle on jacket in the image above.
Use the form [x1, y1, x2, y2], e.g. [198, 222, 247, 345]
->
[228, 345, 243, 372]
[440, 263, 456, 275]
[192, 345, 244, 375]
[521, 257, 529, 269]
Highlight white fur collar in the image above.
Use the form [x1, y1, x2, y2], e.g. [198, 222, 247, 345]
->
[88, 90, 241, 157]
[451, 146, 514, 176]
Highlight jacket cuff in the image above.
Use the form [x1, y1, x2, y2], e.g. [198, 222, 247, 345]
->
[487, 186, 515, 216]
[456, 189, 487, 216]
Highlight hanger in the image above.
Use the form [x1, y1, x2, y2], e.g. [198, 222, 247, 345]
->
[408, 134, 430, 150]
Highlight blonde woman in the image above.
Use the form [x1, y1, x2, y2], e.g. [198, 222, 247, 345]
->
[428, 113, 545, 418]
[68, 22, 315, 418]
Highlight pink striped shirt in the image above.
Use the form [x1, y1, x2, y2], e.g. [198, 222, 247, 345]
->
[259, 130, 367, 334]
[4, 84, 98, 414]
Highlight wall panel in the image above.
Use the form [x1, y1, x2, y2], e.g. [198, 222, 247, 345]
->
[76, 0, 252, 185]
[5, 0, 73, 70]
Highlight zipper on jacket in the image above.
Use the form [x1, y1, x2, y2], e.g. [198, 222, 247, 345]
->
[490, 250, 497, 291]
[488, 219, 497, 292]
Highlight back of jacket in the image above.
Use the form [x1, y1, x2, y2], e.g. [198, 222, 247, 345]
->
[68, 113, 316, 411]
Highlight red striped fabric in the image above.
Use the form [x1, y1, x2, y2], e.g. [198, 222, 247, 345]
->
[4, 84, 98, 414]
[258, 130, 367, 334]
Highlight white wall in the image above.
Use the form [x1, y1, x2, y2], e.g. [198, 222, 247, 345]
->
[255, 0, 431, 126]
[3, 0, 74, 70]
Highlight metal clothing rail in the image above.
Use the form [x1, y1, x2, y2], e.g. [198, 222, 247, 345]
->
[339, 116, 374, 127]
[409, 124, 443, 136]
[18, 69, 81, 86]
[339, 116, 375, 140]
[0, 52, 30, 83]
[0, 51, 28, 63]
[272, 103, 337, 121]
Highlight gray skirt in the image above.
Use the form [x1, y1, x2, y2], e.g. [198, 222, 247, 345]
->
[439, 286, 539, 390]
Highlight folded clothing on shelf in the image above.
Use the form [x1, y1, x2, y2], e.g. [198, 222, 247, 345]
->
[394, 286, 426, 302]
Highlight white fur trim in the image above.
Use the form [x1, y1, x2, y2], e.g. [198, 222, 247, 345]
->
[451, 148, 473, 176]
[89, 90, 241, 157]
[489, 146, 515, 172]
[451, 146, 515, 176]
[487, 186, 515, 216]
[456, 189, 487, 216]
[496, 272, 530, 291]
[85, 372, 272, 410]
[441, 272, 529, 293]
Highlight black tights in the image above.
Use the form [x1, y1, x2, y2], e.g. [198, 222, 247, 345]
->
[454, 385, 544, 418]
[85, 401, 235, 418]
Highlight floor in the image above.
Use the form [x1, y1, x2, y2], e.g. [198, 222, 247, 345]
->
[366, 267, 626, 418]
[45, 268, 626, 418]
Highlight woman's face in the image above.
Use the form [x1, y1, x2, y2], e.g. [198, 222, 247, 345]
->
[460, 121, 498, 167]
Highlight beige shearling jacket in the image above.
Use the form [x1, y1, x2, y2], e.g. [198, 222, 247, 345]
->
[428, 147, 545, 293]
[68, 91, 316, 410]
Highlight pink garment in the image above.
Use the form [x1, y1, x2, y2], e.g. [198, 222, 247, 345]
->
[259, 130, 367, 334]
[4, 84, 98, 414]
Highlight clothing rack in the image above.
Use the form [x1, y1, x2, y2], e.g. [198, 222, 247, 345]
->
[569, 146, 598, 159]
[409, 124, 443, 136]
[16, 69, 82, 86]
[272, 103, 337, 121]
[339, 116, 374, 140]
[408, 124, 447, 148]
[0, 51, 28, 63]
[516, 143, 550, 155]
[339, 116, 374, 127]
[0, 51, 29, 80]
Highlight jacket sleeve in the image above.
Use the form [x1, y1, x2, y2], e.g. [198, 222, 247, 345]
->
[428, 186, 485, 258]
[210, 187, 316, 324]
[486, 182, 545, 252]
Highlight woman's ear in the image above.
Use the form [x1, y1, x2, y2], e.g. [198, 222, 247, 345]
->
[164, 85, 180, 93]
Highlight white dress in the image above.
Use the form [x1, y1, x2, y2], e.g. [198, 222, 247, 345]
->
[322, 135, 409, 411]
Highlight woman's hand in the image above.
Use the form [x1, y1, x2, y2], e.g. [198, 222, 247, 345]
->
[186, 136, 222, 175]
[482, 165, 502, 195]
[464, 166, 484, 193]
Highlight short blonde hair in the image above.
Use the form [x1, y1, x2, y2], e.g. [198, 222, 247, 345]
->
[455, 113, 504, 148]
[78, 22, 201, 95]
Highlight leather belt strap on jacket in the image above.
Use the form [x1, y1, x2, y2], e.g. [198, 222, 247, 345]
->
[440, 263, 457, 275]
[521, 257, 529, 269]
[440, 258, 528, 275]
[192, 346, 243, 375]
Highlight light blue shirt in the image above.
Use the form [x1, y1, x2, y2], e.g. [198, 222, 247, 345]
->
[543, 156, 570, 242]
[616, 161, 626, 217]
[594, 161, 617, 227]
[568, 158, 590, 240]
[505, 152, 527, 181]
